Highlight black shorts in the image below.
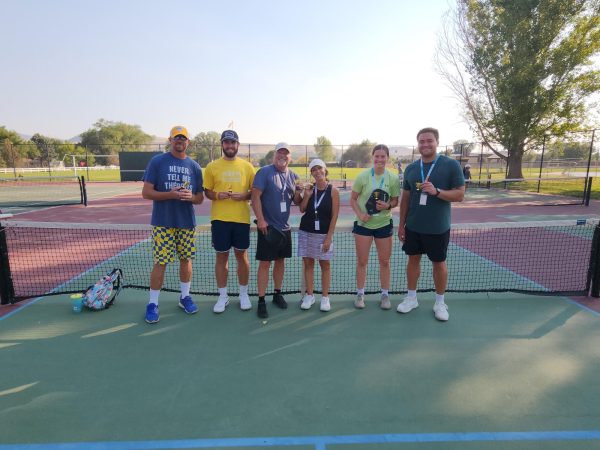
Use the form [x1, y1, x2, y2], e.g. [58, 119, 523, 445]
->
[256, 228, 292, 261]
[352, 220, 394, 239]
[402, 227, 450, 262]
[211, 220, 250, 252]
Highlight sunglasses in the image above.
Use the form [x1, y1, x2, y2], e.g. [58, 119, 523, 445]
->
[172, 135, 188, 141]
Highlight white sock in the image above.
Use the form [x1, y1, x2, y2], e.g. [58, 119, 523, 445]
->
[407, 290, 417, 299]
[381, 289, 389, 296]
[149, 289, 160, 305]
[218, 287, 228, 298]
[435, 293, 445, 304]
[180, 282, 191, 298]
[321, 296, 329, 302]
[357, 288, 365, 296]
[239, 285, 248, 295]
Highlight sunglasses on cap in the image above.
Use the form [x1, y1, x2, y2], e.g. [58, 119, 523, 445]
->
[172, 135, 188, 141]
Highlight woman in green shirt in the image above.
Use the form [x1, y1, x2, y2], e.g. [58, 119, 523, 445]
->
[350, 144, 401, 310]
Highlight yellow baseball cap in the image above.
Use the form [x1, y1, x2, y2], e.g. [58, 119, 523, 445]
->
[169, 126, 189, 139]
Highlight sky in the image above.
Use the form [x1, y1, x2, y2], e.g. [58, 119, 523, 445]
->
[0, 0, 474, 146]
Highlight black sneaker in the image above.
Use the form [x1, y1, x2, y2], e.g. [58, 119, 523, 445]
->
[272, 293, 288, 309]
[257, 301, 269, 318]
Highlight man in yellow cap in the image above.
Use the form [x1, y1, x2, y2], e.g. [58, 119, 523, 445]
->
[141, 126, 204, 324]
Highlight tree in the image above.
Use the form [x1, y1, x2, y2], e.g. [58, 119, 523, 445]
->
[79, 119, 153, 157]
[340, 139, 374, 167]
[436, 0, 600, 178]
[259, 150, 275, 167]
[563, 141, 590, 159]
[189, 131, 220, 166]
[30, 133, 56, 166]
[315, 136, 334, 161]
[0, 126, 24, 167]
[452, 139, 475, 156]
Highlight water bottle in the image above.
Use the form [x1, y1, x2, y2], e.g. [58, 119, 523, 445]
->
[72, 299, 83, 313]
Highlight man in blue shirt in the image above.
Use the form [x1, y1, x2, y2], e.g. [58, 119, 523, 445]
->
[251, 143, 302, 319]
[142, 126, 204, 324]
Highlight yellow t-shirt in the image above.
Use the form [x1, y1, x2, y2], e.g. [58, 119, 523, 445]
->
[203, 157, 256, 224]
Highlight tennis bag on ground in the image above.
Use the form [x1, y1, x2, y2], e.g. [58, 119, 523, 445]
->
[82, 268, 124, 310]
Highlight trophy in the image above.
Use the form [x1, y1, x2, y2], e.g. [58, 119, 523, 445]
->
[415, 182, 422, 191]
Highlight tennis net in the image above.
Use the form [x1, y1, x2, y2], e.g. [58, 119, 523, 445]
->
[1, 218, 599, 304]
[0, 175, 87, 209]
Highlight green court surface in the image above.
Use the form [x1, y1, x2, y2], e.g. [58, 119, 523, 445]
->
[0, 291, 599, 450]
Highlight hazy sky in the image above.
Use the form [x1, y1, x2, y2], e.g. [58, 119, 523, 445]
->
[0, 0, 474, 145]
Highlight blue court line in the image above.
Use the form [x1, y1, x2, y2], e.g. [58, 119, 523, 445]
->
[1, 430, 600, 450]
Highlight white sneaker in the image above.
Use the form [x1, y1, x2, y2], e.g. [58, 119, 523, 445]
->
[354, 294, 365, 309]
[380, 294, 391, 310]
[397, 296, 419, 313]
[213, 296, 230, 314]
[433, 302, 449, 321]
[239, 293, 252, 311]
[300, 294, 315, 310]
[320, 296, 331, 312]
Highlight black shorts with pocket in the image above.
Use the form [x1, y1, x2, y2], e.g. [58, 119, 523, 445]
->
[402, 227, 450, 262]
[256, 227, 292, 261]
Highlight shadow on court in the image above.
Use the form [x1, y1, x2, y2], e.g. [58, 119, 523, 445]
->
[0, 291, 599, 450]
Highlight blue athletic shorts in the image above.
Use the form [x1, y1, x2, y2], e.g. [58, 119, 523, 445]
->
[211, 220, 250, 252]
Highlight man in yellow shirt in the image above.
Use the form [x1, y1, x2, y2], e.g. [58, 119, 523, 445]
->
[203, 130, 255, 313]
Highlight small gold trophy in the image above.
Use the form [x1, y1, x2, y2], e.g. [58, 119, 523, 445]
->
[415, 182, 422, 191]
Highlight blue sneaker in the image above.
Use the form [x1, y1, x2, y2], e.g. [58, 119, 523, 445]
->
[179, 295, 198, 314]
[145, 303, 159, 324]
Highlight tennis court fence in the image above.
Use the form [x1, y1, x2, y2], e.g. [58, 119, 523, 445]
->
[2, 218, 600, 304]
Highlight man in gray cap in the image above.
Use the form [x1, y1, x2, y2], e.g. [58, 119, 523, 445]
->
[251, 143, 302, 319]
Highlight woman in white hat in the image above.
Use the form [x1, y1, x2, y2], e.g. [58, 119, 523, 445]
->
[297, 159, 340, 311]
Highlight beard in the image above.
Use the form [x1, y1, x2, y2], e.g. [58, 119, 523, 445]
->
[223, 147, 238, 158]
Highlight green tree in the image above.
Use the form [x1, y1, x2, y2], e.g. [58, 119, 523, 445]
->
[315, 136, 334, 161]
[437, 0, 600, 178]
[79, 119, 153, 157]
[563, 141, 590, 159]
[259, 150, 275, 167]
[30, 133, 56, 166]
[341, 139, 374, 167]
[0, 127, 25, 167]
[452, 139, 475, 156]
[189, 131, 220, 166]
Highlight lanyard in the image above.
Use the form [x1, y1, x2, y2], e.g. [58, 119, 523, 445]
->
[277, 170, 290, 200]
[420, 155, 439, 182]
[371, 168, 386, 191]
[313, 183, 329, 213]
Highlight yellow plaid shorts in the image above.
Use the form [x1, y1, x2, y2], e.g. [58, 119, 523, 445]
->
[152, 226, 196, 265]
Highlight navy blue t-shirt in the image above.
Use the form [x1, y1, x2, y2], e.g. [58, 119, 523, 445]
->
[252, 165, 298, 231]
[143, 152, 203, 228]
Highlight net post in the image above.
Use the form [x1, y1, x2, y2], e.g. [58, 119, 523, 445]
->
[0, 223, 15, 305]
[588, 224, 600, 297]
[81, 175, 88, 206]
[585, 177, 593, 206]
